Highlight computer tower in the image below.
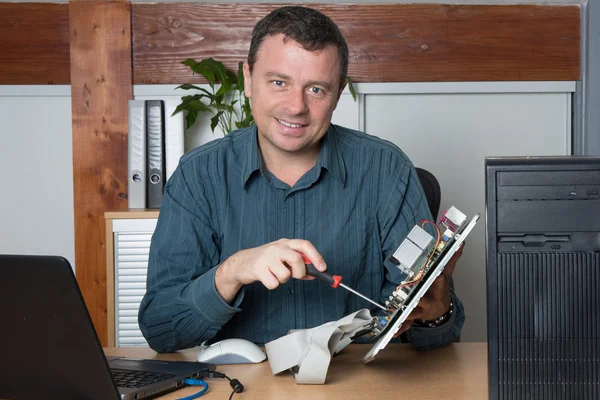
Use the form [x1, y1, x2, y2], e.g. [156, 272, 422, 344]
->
[486, 156, 600, 400]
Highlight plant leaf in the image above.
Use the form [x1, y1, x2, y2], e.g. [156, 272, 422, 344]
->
[237, 62, 245, 92]
[175, 94, 203, 113]
[181, 58, 197, 69]
[185, 110, 198, 130]
[181, 59, 216, 89]
[171, 102, 188, 116]
[175, 83, 204, 91]
[201, 57, 235, 95]
[346, 76, 357, 101]
[177, 58, 258, 134]
[200, 58, 232, 96]
[211, 111, 224, 133]
[186, 99, 212, 113]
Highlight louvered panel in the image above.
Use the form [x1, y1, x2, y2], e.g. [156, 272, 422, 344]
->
[119, 275, 147, 283]
[120, 330, 145, 338]
[119, 295, 144, 303]
[119, 303, 141, 311]
[118, 282, 146, 289]
[114, 226, 155, 347]
[119, 309, 140, 317]
[118, 290, 146, 297]
[119, 323, 142, 331]
[119, 269, 148, 276]
[118, 255, 150, 263]
[118, 263, 149, 270]
[497, 253, 600, 400]
[118, 247, 150, 255]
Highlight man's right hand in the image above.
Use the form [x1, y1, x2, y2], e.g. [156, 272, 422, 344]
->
[215, 238, 327, 304]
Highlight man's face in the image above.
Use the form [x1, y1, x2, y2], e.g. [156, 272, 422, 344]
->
[244, 34, 343, 157]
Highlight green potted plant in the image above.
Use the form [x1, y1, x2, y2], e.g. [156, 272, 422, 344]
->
[172, 57, 356, 134]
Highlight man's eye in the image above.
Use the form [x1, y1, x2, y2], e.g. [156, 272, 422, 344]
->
[309, 87, 323, 94]
[273, 80, 284, 87]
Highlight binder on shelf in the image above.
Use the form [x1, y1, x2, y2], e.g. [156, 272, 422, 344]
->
[127, 100, 146, 208]
[146, 100, 165, 209]
[164, 100, 185, 182]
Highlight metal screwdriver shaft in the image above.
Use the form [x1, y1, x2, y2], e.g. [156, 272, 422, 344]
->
[299, 253, 387, 311]
[337, 282, 387, 311]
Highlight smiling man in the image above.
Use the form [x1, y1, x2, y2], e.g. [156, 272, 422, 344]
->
[139, 6, 465, 353]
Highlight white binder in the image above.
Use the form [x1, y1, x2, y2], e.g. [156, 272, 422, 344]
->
[127, 100, 146, 208]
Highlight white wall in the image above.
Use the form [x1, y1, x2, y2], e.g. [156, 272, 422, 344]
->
[0, 85, 75, 269]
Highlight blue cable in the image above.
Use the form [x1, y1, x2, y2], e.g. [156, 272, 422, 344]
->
[176, 378, 209, 400]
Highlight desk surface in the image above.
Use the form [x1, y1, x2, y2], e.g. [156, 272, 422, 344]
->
[104, 342, 488, 400]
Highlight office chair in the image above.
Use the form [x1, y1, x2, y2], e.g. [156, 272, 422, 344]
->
[415, 167, 441, 222]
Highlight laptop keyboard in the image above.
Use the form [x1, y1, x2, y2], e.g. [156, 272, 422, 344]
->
[111, 368, 178, 388]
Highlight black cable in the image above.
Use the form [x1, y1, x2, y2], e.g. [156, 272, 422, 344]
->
[198, 370, 244, 398]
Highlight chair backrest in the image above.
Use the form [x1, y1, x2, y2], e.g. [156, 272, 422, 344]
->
[416, 167, 441, 222]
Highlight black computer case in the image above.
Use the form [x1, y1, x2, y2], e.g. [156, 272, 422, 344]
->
[486, 156, 600, 400]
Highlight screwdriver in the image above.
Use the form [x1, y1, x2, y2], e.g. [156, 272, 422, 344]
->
[299, 253, 386, 311]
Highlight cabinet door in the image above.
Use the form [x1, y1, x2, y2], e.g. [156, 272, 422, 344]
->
[113, 219, 157, 346]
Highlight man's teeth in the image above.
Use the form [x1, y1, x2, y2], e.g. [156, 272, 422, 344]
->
[278, 119, 303, 128]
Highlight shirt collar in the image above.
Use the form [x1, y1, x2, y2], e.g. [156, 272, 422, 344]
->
[241, 124, 347, 189]
[316, 124, 346, 187]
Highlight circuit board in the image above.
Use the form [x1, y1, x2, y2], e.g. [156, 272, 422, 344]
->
[361, 206, 480, 363]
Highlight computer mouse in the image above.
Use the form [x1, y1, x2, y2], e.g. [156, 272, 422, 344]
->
[197, 338, 267, 365]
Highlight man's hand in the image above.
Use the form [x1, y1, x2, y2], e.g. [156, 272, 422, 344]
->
[215, 239, 326, 303]
[394, 243, 465, 337]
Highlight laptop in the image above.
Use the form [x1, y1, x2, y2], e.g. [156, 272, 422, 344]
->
[0, 254, 215, 400]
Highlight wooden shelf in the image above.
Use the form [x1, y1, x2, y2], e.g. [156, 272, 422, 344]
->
[105, 209, 159, 219]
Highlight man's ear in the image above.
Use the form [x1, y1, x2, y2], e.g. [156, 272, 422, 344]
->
[243, 61, 252, 98]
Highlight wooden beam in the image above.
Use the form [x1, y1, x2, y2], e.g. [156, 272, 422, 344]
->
[70, 0, 132, 346]
[0, 3, 581, 85]
[0, 3, 70, 84]
[132, 3, 580, 84]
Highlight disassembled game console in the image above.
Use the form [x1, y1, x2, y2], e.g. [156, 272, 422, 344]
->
[361, 206, 480, 363]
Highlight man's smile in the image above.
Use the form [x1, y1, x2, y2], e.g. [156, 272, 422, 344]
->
[277, 118, 306, 128]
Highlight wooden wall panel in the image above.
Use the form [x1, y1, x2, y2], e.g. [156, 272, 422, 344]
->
[132, 3, 580, 84]
[70, 0, 132, 346]
[0, 3, 70, 84]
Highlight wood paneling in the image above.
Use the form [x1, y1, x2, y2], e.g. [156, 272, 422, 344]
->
[132, 3, 580, 84]
[0, 3, 70, 84]
[0, 3, 581, 84]
[70, 0, 132, 346]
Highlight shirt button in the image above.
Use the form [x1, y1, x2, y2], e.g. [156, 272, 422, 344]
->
[288, 288, 295, 295]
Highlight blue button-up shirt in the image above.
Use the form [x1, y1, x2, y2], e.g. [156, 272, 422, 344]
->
[138, 124, 465, 352]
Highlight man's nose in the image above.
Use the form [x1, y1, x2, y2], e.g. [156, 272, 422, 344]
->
[283, 87, 308, 115]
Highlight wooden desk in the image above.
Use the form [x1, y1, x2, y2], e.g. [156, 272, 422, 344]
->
[104, 342, 488, 399]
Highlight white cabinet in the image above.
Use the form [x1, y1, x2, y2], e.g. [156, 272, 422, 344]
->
[105, 211, 158, 346]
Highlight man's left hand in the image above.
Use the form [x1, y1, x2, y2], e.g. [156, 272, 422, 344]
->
[394, 242, 465, 336]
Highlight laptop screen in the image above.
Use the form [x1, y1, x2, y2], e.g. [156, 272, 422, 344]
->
[1, 255, 123, 399]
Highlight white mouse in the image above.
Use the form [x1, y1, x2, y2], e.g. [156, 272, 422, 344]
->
[197, 338, 267, 365]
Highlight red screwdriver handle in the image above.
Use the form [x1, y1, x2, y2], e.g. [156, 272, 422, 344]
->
[299, 253, 342, 288]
